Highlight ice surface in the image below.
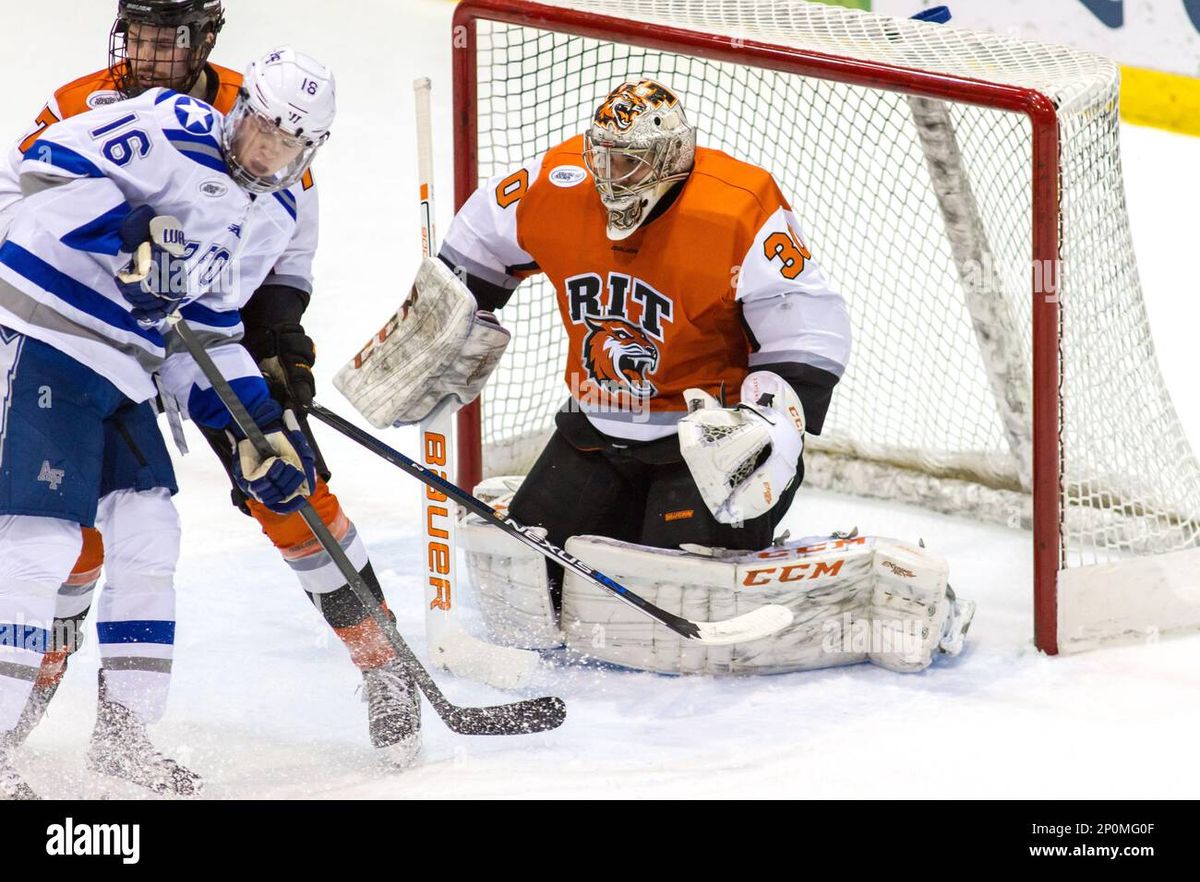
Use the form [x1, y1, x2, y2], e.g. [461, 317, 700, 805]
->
[2, 0, 1197, 799]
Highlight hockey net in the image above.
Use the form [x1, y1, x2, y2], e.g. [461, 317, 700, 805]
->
[452, 0, 1200, 654]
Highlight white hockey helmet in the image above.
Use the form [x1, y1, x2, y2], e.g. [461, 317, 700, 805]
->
[582, 79, 696, 240]
[222, 47, 336, 195]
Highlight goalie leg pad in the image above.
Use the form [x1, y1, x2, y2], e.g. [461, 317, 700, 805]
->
[561, 533, 964, 675]
[861, 541, 957, 672]
[459, 501, 563, 651]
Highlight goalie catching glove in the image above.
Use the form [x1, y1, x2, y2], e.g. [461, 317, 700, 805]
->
[678, 371, 806, 524]
[333, 256, 511, 428]
[228, 399, 317, 514]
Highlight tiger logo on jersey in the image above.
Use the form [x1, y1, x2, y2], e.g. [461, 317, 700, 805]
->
[593, 80, 679, 133]
[582, 316, 660, 398]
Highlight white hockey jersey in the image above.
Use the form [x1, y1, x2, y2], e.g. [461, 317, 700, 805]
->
[0, 88, 304, 427]
[0, 63, 320, 297]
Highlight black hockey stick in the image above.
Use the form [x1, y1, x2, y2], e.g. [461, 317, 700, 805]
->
[306, 402, 794, 645]
[167, 317, 565, 736]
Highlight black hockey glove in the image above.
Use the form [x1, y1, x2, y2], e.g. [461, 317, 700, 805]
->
[265, 323, 317, 407]
[241, 284, 317, 407]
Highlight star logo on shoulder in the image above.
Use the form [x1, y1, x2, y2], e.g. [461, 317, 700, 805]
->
[174, 96, 215, 135]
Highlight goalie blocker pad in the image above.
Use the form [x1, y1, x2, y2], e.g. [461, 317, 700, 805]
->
[560, 533, 966, 675]
[333, 257, 511, 428]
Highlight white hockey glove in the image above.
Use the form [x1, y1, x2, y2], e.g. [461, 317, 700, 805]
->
[333, 256, 511, 428]
[678, 371, 806, 524]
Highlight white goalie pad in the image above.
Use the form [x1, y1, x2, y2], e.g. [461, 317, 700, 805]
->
[561, 533, 970, 675]
[458, 478, 564, 650]
[333, 257, 511, 428]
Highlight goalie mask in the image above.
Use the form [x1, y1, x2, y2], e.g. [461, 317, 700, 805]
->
[222, 47, 335, 195]
[583, 79, 696, 241]
[109, 0, 226, 98]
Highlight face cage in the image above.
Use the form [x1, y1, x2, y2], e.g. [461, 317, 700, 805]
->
[584, 133, 692, 233]
[108, 18, 218, 97]
[222, 100, 327, 196]
[583, 133, 674, 205]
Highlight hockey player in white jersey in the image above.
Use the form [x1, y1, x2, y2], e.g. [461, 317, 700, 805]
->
[2, 2, 420, 788]
[0, 47, 398, 800]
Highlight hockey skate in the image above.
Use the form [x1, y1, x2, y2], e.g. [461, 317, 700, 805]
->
[938, 585, 976, 657]
[0, 737, 38, 800]
[87, 692, 202, 797]
[362, 658, 421, 768]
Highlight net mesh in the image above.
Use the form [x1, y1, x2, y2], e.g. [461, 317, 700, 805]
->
[465, 0, 1200, 568]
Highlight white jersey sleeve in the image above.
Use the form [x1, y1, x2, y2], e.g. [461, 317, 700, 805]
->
[262, 172, 318, 294]
[438, 155, 543, 308]
[0, 95, 66, 239]
[735, 206, 851, 433]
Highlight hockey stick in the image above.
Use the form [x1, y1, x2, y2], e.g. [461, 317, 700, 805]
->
[306, 402, 795, 646]
[166, 315, 565, 736]
[412, 77, 540, 690]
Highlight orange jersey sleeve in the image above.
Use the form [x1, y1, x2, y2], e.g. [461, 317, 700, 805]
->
[16, 69, 118, 154]
[17, 62, 244, 154]
[205, 62, 244, 114]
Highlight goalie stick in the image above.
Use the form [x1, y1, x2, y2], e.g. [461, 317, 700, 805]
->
[306, 402, 795, 646]
[410, 77, 540, 690]
[166, 315, 566, 736]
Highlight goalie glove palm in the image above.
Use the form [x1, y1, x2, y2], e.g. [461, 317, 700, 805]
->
[678, 371, 806, 524]
[229, 402, 317, 514]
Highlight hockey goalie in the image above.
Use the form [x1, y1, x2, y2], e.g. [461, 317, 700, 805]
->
[338, 79, 974, 675]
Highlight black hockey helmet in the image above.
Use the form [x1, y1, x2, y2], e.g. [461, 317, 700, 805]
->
[109, 0, 226, 97]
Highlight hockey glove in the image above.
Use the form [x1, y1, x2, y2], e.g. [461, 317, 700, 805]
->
[229, 399, 317, 514]
[333, 257, 511, 428]
[116, 206, 189, 325]
[678, 371, 806, 524]
[247, 323, 317, 407]
[241, 286, 318, 407]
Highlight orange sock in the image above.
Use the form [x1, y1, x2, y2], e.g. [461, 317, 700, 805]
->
[35, 649, 70, 689]
[334, 607, 398, 671]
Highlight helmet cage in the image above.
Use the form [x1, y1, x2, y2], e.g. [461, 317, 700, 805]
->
[584, 133, 688, 203]
[583, 127, 695, 235]
[222, 91, 328, 195]
[109, 1, 225, 97]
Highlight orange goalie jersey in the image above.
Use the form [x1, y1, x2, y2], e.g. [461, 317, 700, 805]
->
[440, 135, 852, 443]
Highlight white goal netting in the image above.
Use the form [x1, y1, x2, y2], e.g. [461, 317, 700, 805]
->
[463, 0, 1200, 581]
